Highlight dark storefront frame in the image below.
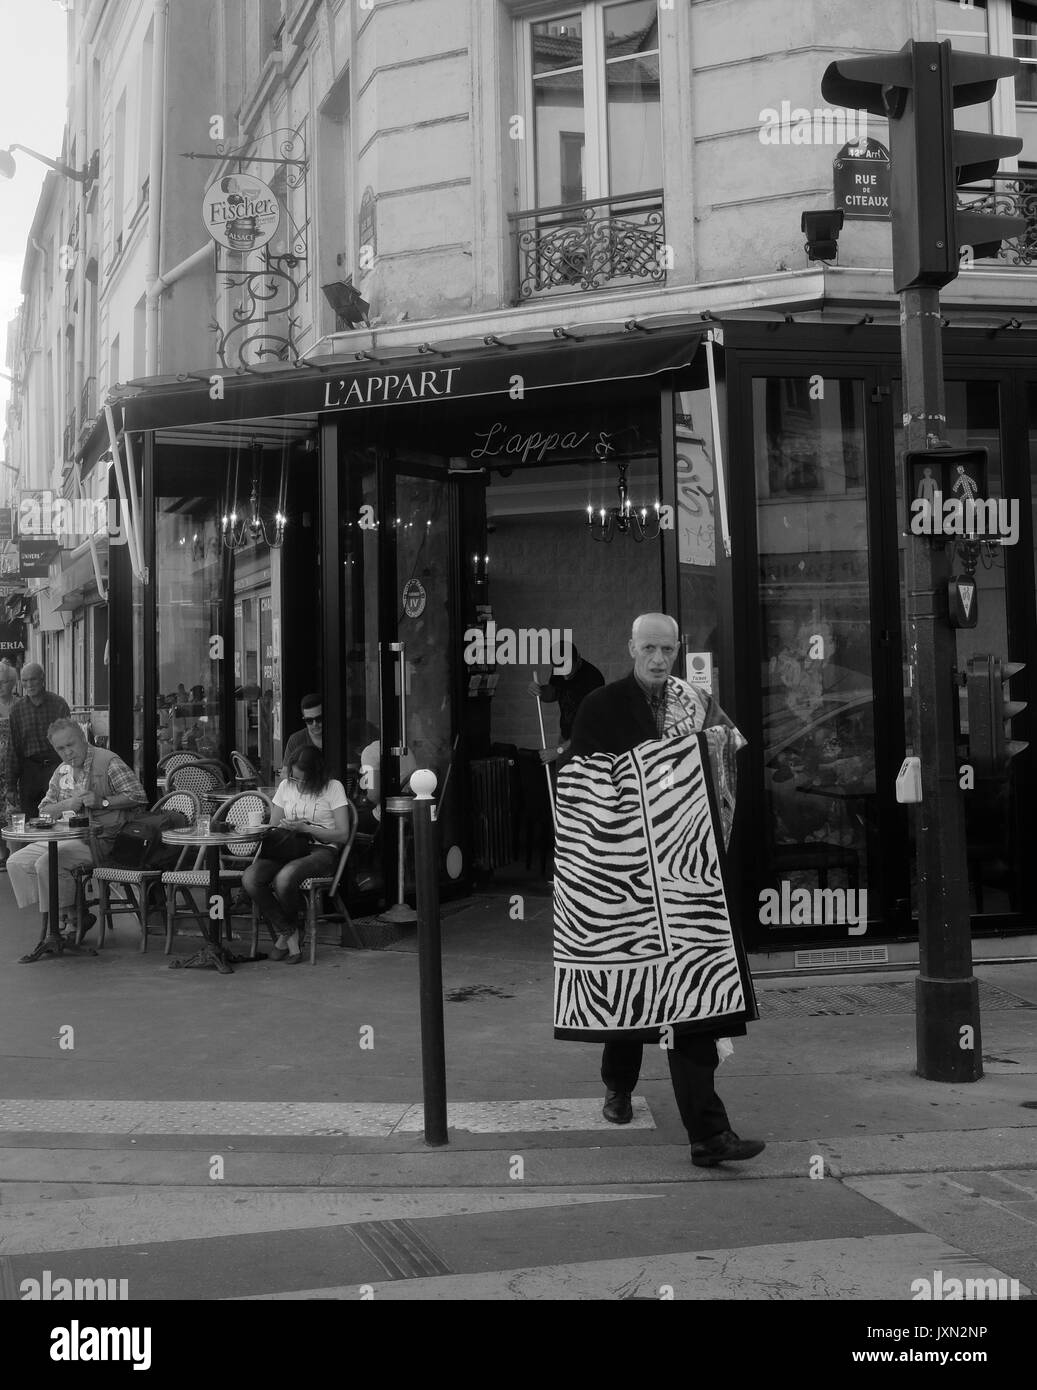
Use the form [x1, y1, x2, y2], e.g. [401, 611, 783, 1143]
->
[723, 320, 1037, 949]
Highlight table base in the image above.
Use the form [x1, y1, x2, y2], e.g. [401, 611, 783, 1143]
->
[168, 942, 267, 973]
[19, 936, 98, 964]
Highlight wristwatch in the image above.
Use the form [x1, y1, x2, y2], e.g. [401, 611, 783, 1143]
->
[101, 797, 111, 809]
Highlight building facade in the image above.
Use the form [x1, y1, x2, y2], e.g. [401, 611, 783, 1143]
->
[10, 0, 1037, 958]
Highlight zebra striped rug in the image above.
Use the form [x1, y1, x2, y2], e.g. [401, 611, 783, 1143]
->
[553, 731, 757, 1041]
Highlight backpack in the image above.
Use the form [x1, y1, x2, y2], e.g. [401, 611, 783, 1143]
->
[99, 809, 190, 872]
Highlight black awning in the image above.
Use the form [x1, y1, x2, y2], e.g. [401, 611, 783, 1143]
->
[115, 327, 706, 436]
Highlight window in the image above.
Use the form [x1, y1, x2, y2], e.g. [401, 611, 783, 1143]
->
[112, 91, 127, 248]
[937, 0, 991, 133]
[525, 0, 660, 209]
[1014, 2, 1037, 102]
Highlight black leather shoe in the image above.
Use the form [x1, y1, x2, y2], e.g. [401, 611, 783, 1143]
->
[690, 1129, 766, 1167]
[602, 1090, 633, 1124]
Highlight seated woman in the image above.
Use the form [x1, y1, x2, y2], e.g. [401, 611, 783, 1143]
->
[242, 745, 351, 963]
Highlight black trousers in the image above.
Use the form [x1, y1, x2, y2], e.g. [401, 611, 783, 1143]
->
[601, 1035, 731, 1144]
[18, 759, 59, 819]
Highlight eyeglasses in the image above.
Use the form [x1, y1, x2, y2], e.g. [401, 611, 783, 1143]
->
[289, 773, 307, 783]
[303, 715, 322, 725]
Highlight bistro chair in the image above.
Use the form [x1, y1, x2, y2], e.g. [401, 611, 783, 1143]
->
[166, 759, 232, 798]
[231, 749, 260, 788]
[163, 789, 273, 955]
[157, 751, 203, 776]
[89, 791, 202, 951]
[285, 803, 362, 964]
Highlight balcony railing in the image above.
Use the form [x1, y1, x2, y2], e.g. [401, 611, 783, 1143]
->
[958, 174, 1037, 267]
[509, 189, 666, 301]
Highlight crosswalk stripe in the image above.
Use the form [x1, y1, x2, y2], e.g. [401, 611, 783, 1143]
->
[228, 1233, 1020, 1301]
[0, 1096, 654, 1136]
[0, 1187, 652, 1256]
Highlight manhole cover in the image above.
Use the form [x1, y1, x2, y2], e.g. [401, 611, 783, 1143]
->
[758, 980, 1035, 1017]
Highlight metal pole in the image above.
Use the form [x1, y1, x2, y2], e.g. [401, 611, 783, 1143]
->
[411, 773, 448, 1145]
[901, 284, 982, 1082]
[532, 669, 558, 834]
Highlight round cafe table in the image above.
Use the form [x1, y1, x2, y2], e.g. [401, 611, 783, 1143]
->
[3, 823, 94, 963]
[162, 824, 269, 974]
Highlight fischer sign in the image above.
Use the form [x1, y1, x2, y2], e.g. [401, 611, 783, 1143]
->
[203, 173, 280, 252]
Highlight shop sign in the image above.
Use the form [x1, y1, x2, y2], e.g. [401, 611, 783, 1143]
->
[202, 173, 280, 252]
[18, 538, 59, 578]
[402, 579, 427, 618]
[686, 652, 713, 690]
[322, 368, 459, 409]
[0, 620, 23, 655]
[832, 138, 891, 221]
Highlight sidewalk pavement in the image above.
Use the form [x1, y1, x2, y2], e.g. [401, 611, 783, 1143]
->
[1, 881, 1035, 1300]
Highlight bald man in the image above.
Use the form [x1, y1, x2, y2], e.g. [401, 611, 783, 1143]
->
[564, 613, 764, 1169]
[6, 665, 70, 818]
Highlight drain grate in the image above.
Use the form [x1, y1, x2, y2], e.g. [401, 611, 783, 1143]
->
[758, 980, 1035, 1017]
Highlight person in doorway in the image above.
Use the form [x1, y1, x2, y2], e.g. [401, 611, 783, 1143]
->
[527, 640, 605, 764]
[0, 661, 22, 868]
[5, 664, 70, 819]
[280, 692, 323, 777]
[560, 612, 764, 1169]
[7, 718, 147, 957]
[242, 745, 352, 963]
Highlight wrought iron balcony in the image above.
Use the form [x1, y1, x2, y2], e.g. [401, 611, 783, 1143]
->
[958, 174, 1037, 267]
[509, 190, 665, 300]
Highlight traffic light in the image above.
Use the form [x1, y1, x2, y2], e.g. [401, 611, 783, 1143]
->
[965, 655, 1029, 777]
[822, 41, 1026, 291]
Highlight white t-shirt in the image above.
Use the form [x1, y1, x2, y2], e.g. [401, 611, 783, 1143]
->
[273, 778, 348, 831]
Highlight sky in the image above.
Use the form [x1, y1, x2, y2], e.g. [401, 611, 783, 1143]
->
[0, 0, 69, 447]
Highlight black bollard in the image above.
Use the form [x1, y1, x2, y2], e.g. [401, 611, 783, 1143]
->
[411, 779, 448, 1146]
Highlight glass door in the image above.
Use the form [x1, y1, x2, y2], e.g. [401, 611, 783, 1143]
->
[382, 456, 465, 897]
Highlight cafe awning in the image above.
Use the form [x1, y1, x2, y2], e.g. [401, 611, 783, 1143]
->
[100, 324, 708, 438]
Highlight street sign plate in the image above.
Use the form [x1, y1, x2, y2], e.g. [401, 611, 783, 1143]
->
[833, 137, 891, 221]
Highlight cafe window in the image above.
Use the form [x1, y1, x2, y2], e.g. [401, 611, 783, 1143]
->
[752, 377, 877, 906]
[520, 0, 661, 209]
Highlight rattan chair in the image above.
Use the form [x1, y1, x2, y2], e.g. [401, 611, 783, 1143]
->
[165, 759, 232, 798]
[89, 791, 202, 950]
[231, 749, 260, 788]
[157, 751, 203, 777]
[162, 789, 273, 955]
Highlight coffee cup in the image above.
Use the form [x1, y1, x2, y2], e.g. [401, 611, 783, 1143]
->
[247, 810, 264, 829]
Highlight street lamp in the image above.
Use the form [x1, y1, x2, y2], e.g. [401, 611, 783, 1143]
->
[0, 144, 98, 186]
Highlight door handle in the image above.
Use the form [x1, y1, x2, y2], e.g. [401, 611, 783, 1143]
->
[389, 641, 408, 756]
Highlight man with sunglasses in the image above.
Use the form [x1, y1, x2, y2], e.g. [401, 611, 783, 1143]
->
[280, 693, 323, 780]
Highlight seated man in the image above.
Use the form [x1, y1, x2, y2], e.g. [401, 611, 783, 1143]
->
[281, 692, 323, 778]
[8, 718, 147, 954]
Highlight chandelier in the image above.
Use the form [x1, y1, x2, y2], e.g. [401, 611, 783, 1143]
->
[587, 460, 662, 542]
[221, 442, 288, 550]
